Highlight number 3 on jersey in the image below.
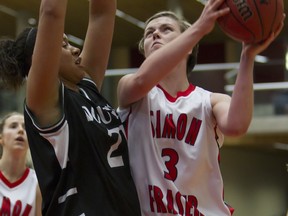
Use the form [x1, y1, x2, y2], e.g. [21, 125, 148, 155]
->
[162, 148, 179, 181]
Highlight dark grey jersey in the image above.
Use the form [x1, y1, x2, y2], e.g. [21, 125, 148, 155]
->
[24, 78, 140, 216]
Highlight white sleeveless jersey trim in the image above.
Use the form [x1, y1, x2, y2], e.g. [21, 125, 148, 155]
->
[118, 85, 231, 216]
[0, 168, 38, 215]
[39, 120, 69, 169]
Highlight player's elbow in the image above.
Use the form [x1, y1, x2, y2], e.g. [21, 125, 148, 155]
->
[223, 124, 249, 137]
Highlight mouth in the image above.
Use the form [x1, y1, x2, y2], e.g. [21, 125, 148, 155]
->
[15, 136, 24, 142]
[152, 42, 162, 48]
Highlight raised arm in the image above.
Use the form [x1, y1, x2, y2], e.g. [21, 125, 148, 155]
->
[80, 0, 116, 90]
[26, 0, 68, 127]
[212, 14, 285, 137]
[117, 0, 229, 108]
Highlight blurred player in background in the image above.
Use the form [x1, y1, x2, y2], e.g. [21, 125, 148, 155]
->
[0, 112, 42, 216]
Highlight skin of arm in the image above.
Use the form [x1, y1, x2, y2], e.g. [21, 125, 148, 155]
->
[80, 0, 116, 89]
[211, 16, 285, 137]
[35, 184, 42, 216]
[26, 0, 68, 126]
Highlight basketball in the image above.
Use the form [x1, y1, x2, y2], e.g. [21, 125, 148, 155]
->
[217, 0, 284, 43]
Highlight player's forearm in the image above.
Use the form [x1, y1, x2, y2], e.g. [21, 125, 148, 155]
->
[228, 54, 255, 135]
[89, 0, 116, 16]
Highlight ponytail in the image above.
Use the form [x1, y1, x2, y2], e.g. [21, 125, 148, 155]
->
[0, 27, 37, 90]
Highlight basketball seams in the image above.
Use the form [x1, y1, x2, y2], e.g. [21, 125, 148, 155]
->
[219, 1, 256, 42]
[217, 0, 283, 43]
[252, 0, 264, 41]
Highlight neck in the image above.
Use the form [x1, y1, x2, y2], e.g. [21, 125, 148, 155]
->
[159, 64, 190, 97]
[62, 79, 79, 92]
[0, 153, 27, 183]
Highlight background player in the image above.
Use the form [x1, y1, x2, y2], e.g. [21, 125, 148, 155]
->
[0, 112, 42, 216]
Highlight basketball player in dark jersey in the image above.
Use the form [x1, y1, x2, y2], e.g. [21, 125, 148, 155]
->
[0, 0, 141, 215]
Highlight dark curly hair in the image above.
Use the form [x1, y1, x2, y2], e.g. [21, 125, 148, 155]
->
[0, 27, 37, 90]
[138, 11, 199, 75]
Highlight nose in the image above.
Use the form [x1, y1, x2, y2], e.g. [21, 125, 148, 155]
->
[153, 30, 160, 39]
[18, 124, 25, 134]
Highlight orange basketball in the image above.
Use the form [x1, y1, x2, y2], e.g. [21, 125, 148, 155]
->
[217, 0, 284, 43]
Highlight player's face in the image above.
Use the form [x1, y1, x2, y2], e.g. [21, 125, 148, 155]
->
[143, 16, 182, 58]
[59, 34, 85, 84]
[0, 115, 28, 153]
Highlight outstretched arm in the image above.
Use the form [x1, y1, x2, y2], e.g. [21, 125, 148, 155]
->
[26, 0, 68, 127]
[117, 0, 229, 108]
[212, 14, 285, 137]
[80, 0, 116, 90]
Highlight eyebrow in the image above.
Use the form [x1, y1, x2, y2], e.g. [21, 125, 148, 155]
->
[145, 26, 154, 32]
[147, 22, 175, 30]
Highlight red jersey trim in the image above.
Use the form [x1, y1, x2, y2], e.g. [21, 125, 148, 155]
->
[124, 107, 132, 138]
[157, 84, 196, 102]
[0, 168, 30, 188]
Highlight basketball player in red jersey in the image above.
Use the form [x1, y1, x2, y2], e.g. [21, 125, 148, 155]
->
[0, 112, 42, 216]
[117, 0, 285, 215]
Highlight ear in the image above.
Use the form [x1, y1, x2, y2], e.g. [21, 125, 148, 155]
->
[0, 134, 3, 145]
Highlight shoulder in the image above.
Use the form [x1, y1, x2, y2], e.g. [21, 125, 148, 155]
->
[210, 92, 231, 107]
[194, 86, 212, 95]
[28, 168, 38, 182]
